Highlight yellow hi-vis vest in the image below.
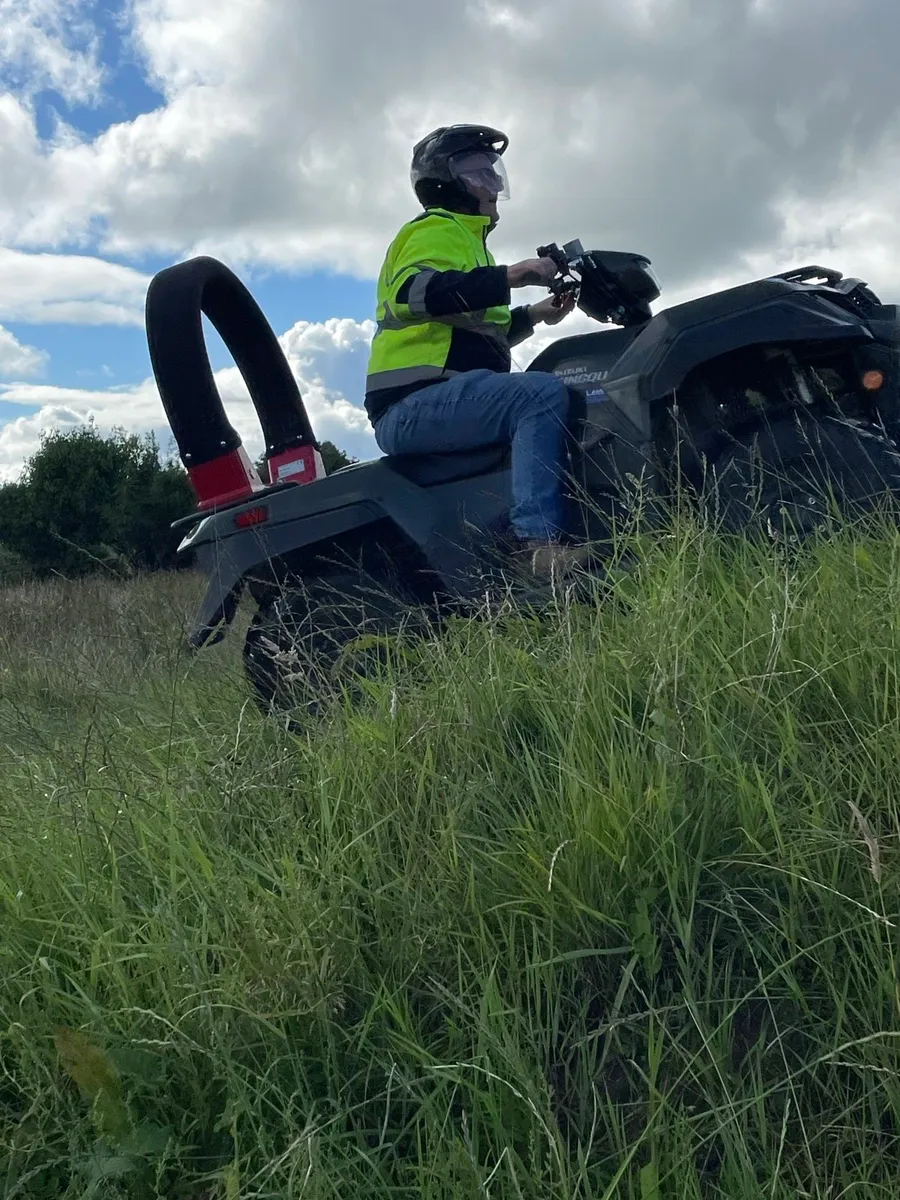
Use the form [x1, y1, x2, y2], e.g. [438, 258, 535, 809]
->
[364, 208, 515, 417]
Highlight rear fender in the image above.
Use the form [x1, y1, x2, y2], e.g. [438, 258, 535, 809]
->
[185, 500, 386, 647]
[181, 459, 461, 646]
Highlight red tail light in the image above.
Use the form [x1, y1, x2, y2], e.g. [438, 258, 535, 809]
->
[234, 505, 269, 528]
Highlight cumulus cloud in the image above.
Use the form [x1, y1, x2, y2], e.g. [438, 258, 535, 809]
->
[0, 403, 84, 481]
[0, 248, 150, 324]
[2, 0, 900, 297]
[0, 323, 46, 377]
[0, 0, 104, 103]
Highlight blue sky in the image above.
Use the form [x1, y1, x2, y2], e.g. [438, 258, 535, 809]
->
[28, 4, 164, 139]
[3, 0, 900, 481]
[3, 270, 376, 386]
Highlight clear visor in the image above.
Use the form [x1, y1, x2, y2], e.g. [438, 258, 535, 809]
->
[449, 151, 510, 202]
[642, 263, 661, 290]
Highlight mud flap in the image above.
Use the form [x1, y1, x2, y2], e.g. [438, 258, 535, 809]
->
[188, 574, 244, 648]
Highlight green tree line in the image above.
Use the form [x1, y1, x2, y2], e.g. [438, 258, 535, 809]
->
[0, 425, 355, 584]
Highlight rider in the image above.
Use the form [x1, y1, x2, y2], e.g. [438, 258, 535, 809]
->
[364, 123, 587, 575]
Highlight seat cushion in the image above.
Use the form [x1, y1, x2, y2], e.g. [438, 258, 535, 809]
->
[384, 444, 509, 487]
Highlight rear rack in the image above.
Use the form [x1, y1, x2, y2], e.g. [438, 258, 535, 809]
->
[169, 479, 300, 531]
[771, 265, 844, 288]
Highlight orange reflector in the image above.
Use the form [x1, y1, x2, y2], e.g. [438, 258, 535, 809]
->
[862, 370, 884, 390]
[234, 505, 269, 529]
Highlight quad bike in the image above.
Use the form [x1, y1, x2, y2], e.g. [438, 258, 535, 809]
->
[145, 243, 900, 720]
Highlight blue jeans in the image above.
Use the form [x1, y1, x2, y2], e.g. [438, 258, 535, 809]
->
[373, 369, 573, 541]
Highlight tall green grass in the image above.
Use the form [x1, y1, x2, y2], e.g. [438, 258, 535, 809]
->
[2, 520, 900, 1198]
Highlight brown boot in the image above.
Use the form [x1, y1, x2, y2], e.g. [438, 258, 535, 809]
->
[516, 539, 592, 579]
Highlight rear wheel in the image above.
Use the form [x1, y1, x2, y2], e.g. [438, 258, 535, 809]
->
[701, 415, 900, 539]
[243, 561, 432, 727]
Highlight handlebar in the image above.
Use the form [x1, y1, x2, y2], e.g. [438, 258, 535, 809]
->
[536, 240, 660, 327]
[536, 243, 569, 274]
[537, 242, 581, 307]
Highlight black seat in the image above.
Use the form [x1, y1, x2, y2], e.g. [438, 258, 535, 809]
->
[384, 444, 509, 486]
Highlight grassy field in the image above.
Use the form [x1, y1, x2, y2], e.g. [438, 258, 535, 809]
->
[2, 519, 900, 1198]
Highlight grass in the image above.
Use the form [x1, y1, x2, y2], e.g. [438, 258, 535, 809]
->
[2, 517, 900, 1197]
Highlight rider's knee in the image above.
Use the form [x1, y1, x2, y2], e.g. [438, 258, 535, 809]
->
[524, 372, 571, 417]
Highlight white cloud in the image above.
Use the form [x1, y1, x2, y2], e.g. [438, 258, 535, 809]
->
[0, 0, 104, 103]
[0, 247, 150, 325]
[0, 322, 46, 377]
[1, 0, 900, 296]
[0, 290, 702, 479]
[0, 403, 84, 480]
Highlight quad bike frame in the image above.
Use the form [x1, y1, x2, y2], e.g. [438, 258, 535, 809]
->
[146, 250, 900, 692]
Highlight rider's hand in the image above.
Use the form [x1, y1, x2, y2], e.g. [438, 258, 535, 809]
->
[507, 257, 559, 288]
[529, 291, 576, 326]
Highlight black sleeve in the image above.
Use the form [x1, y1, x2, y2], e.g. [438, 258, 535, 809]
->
[507, 306, 535, 347]
[396, 265, 510, 317]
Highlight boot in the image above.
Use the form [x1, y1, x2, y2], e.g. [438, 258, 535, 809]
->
[515, 539, 592, 579]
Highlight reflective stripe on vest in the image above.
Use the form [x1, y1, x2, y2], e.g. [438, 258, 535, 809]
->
[406, 270, 435, 316]
[365, 364, 460, 393]
[374, 307, 507, 335]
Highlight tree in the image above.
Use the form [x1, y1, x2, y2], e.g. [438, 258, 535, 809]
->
[0, 483, 35, 584]
[320, 440, 357, 473]
[0, 424, 194, 579]
[0, 427, 360, 583]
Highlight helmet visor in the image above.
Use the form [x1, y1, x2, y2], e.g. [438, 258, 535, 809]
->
[449, 151, 510, 202]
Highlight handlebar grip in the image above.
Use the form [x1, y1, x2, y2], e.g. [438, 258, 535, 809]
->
[549, 279, 579, 307]
[537, 243, 569, 273]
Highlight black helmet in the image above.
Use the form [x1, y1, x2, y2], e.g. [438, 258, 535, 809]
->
[410, 124, 510, 213]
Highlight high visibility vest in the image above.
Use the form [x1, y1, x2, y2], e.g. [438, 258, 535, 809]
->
[365, 208, 513, 404]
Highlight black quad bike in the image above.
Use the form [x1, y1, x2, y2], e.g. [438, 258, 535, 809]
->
[146, 242, 900, 719]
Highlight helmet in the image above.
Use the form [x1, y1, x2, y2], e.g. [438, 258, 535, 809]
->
[410, 124, 510, 212]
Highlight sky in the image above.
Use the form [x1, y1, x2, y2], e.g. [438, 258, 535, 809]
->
[2, 0, 900, 481]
